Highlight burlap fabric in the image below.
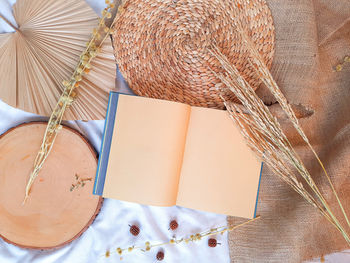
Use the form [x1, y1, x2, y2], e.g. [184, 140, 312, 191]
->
[228, 0, 350, 262]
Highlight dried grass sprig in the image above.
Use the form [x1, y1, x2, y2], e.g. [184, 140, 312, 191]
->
[239, 33, 350, 229]
[207, 43, 350, 245]
[23, 0, 123, 204]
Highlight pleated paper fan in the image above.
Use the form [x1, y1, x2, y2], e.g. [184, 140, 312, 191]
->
[0, 0, 116, 120]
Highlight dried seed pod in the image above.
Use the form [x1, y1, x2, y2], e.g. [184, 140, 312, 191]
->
[156, 251, 164, 261]
[208, 238, 217, 247]
[129, 225, 140, 236]
[169, 220, 178, 230]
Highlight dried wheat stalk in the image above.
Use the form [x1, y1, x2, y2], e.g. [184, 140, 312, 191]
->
[208, 38, 350, 245]
[22, 1, 120, 203]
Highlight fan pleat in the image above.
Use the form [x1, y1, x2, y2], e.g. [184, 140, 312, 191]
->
[0, 34, 17, 106]
[18, 37, 55, 114]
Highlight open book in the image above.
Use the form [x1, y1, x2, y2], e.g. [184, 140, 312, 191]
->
[93, 92, 262, 218]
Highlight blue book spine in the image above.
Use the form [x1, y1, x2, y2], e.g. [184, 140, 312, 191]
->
[253, 162, 264, 218]
[93, 92, 120, 196]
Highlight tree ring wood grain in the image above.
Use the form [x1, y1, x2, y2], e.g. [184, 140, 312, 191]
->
[0, 122, 103, 249]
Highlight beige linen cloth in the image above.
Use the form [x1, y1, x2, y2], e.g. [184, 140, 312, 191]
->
[228, 0, 350, 262]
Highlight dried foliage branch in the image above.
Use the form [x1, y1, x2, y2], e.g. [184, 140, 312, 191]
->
[104, 217, 260, 259]
[208, 42, 350, 245]
[23, 1, 122, 204]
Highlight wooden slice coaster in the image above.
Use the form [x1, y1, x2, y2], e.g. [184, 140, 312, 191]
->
[0, 122, 102, 249]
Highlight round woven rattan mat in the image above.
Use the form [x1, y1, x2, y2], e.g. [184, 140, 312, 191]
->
[113, 0, 275, 108]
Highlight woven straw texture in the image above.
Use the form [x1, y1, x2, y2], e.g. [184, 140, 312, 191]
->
[228, 0, 350, 262]
[112, 0, 275, 109]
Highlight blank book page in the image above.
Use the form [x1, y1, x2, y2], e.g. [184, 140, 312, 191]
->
[176, 107, 261, 218]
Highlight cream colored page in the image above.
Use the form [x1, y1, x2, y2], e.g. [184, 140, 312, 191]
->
[103, 95, 190, 206]
[176, 107, 261, 218]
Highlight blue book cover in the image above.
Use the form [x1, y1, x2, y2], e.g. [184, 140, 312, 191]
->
[93, 91, 120, 196]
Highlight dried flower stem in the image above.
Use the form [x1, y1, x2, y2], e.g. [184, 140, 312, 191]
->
[70, 174, 92, 191]
[23, 1, 121, 204]
[104, 216, 260, 258]
[207, 41, 350, 245]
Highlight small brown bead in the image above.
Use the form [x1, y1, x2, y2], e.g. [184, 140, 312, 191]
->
[208, 238, 217, 247]
[169, 220, 178, 230]
[129, 225, 140, 236]
[156, 251, 164, 261]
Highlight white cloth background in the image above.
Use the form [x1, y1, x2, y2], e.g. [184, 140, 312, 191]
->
[1, 0, 347, 262]
[0, 0, 230, 262]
